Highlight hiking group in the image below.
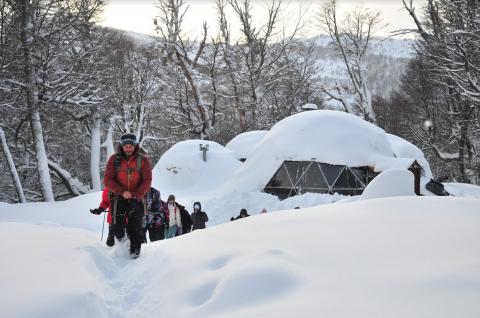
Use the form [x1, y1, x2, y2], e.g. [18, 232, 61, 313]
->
[90, 133, 208, 259]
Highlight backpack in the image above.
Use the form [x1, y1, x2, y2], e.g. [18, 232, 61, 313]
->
[146, 187, 161, 212]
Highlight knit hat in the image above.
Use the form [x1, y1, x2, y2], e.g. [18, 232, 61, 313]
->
[168, 194, 175, 202]
[120, 133, 138, 146]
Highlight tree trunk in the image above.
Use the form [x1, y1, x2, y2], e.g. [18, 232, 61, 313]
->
[0, 128, 26, 203]
[104, 116, 116, 159]
[48, 160, 91, 196]
[176, 50, 212, 138]
[90, 116, 101, 191]
[458, 105, 471, 183]
[19, 0, 54, 202]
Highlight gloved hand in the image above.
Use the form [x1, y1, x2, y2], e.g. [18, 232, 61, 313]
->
[90, 208, 105, 215]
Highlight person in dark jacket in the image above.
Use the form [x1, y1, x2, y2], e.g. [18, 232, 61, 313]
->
[178, 202, 192, 236]
[104, 133, 152, 259]
[191, 202, 208, 231]
[230, 208, 250, 221]
[144, 187, 167, 242]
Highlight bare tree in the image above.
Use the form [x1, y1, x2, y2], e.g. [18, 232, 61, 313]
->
[1, 0, 105, 200]
[155, 0, 212, 139]
[15, 0, 55, 201]
[318, 0, 382, 123]
[0, 127, 26, 202]
[216, 0, 247, 131]
[225, 0, 302, 129]
[402, 0, 480, 183]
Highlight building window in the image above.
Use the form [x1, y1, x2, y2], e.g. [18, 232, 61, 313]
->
[265, 161, 372, 199]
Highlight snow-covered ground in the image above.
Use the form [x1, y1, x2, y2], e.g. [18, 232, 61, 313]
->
[2, 110, 480, 317]
[1, 196, 480, 318]
[445, 182, 480, 199]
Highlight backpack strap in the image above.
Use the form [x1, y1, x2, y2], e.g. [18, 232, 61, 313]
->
[112, 193, 118, 225]
[114, 153, 122, 172]
[114, 151, 142, 173]
[136, 154, 143, 173]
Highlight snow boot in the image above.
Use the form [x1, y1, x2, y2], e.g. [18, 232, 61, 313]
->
[130, 238, 141, 259]
[130, 246, 141, 259]
[106, 225, 115, 247]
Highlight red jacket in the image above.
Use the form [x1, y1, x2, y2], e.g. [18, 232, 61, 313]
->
[104, 145, 152, 200]
[99, 188, 113, 224]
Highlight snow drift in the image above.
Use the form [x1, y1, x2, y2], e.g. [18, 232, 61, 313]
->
[1, 196, 479, 318]
[361, 169, 415, 200]
[225, 130, 268, 161]
[152, 140, 241, 197]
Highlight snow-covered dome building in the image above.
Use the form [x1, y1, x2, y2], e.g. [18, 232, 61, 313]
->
[223, 110, 432, 199]
[152, 140, 241, 195]
[225, 130, 268, 162]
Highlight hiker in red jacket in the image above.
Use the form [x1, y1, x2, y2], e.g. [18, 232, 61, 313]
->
[90, 188, 121, 247]
[104, 133, 152, 259]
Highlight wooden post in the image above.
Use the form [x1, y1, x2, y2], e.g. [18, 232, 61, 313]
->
[199, 144, 209, 162]
[408, 161, 422, 195]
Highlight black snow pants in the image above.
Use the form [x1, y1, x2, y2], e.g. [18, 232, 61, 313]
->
[112, 197, 145, 253]
[145, 224, 165, 242]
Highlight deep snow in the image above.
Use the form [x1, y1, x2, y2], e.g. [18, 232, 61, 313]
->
[361, 169, 415, 200]
[1, 196, 480, 318]
[225, 130, 268, 161]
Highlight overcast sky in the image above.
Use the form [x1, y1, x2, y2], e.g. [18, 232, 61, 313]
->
[99, 0, 421, 39]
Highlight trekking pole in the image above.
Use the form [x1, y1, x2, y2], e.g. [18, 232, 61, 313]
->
[101, 211, 106, 241]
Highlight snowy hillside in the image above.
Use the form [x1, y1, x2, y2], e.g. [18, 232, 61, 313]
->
[1, 196, 479, 318]
[308, 35, 414, 98]
[118, 29, 414, 99]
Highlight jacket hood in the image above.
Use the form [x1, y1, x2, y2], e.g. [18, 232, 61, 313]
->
[193, 201, 202, 211]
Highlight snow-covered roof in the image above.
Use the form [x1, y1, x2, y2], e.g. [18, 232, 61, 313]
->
[222, 110, 426, 192]
[152, 140, 241, 196]
[374, 157, 417, 172]
[301, 103, 318, 111]
[225, 130, 268, 161]
[386, 133, 432, 178]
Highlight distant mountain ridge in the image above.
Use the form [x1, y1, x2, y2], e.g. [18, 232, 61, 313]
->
[305, 35, 415, 99]
[112, 28, 414, 99]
